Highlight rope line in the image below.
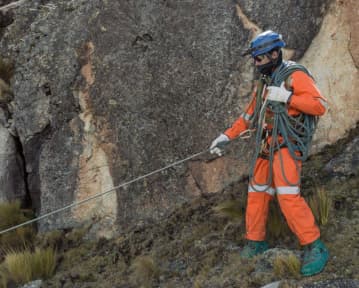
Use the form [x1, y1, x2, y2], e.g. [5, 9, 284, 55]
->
[0, 129, 253, 236]
[0, 150, 209, 235]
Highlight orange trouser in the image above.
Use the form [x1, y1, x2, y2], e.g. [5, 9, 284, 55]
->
[245, 148, 320, 245]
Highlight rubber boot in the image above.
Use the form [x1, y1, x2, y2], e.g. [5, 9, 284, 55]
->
[240, 240, 269, 259]
[301, 239, 329, 276]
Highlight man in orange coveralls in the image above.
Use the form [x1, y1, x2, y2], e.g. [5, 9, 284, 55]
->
[209, 31, 329, 276]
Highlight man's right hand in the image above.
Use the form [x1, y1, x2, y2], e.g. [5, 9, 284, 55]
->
[209, 134, 230, 156]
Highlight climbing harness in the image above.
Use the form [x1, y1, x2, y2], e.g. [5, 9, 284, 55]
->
[0, 129, 252, 235]
[248, 61, 319, 191]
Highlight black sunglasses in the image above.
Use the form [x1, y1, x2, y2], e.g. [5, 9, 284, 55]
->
[253, 54, 266, 63]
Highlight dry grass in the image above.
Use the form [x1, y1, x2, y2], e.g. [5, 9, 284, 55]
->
[212, 200, 243, 220]
[0, 201, 28, 229]
[36, 230, 64, 249]
[273, 254, 300, 279]
[130, 255, 160, 288]
[309, 186, 331, 226]
[0, 201, 35, 253]
[2, 247, 56, 286]
[32, 248, 57, 279]
[0, 266, 8, 288]
[267, 201, 291, 240]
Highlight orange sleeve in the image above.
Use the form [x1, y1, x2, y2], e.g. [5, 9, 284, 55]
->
[224, 90, 257, 140]
[288, 71, 327, 116]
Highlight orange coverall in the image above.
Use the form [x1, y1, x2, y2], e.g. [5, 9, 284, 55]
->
[224, 71, 327, 245]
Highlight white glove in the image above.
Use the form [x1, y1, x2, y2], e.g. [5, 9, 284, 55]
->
[266, 82, 292, 103]
[209, 133, 230, 156]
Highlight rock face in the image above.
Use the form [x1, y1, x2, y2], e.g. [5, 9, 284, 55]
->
[0, 0, 357, 235]
[0, 116, 25, 202]
[324, 136, 359, 177]
[0, 0, 14, 38]
[301, 0, 359, 149]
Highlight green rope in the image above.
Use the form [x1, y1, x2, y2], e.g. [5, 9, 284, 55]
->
[248, 61, 319, 191]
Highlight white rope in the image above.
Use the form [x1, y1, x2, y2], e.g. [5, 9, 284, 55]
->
[0, 129, 253, 235]
[0, 150, 209, 235]
[0, 0, 26, 13]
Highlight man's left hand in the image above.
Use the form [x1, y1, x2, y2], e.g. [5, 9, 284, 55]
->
[266, 82, 292, 103]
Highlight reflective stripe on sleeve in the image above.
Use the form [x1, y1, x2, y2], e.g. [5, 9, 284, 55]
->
[319, 98, 328, 109]
[241, 112, 252, 121]
[276, 186, 300, 195]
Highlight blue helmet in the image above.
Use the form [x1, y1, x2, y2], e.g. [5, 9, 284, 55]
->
[244, 30, 286, 57]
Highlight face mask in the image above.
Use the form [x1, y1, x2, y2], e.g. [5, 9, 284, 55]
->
[257, 61, 275, 75]
[256, 50, 283, 75]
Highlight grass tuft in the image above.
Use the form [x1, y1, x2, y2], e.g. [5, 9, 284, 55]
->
[309, 186, 331, 226]
[267, 201, 291, 240]
[2, 247, 56, 286]
[212, 200, 242, 220]
[0, 201, 35, 254]
[0, 265, 8, 288]
[273, 254, 300, 279]
[130, 255, 159, 288]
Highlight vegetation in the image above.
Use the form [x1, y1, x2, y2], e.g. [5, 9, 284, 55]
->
[212, 199, 243, 220]
[309, 186, 332, 226]
[130, 255, 160, 288]
[273, 254, 301, 279]
[267, 200, 292, 241]
[0, 128, 356, 288]
[0, 201, 35, 254]
[0, 202, 57, 287]
[0, 247, 56, 286]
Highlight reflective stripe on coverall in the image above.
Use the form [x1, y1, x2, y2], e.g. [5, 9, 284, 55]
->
[224, 70, 327, 245]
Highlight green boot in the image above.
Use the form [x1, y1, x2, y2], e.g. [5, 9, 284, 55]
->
[301, 239, 329, 276]
[240, 240, 269, 259]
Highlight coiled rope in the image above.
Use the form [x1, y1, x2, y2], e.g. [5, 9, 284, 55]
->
[248, 61, 319, 190]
